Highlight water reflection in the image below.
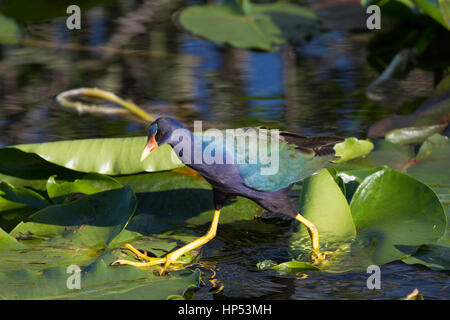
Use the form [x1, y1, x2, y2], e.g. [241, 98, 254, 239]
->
[0, 0, 399, 147]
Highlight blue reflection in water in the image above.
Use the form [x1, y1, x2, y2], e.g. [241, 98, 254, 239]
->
[180, 35, 222, 119]
[181, 35, 286, 121]
[87, 8, 106, 56]
[245, 51, 285, 119]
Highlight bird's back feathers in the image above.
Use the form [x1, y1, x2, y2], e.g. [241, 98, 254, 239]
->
[229, 129, 344, 191]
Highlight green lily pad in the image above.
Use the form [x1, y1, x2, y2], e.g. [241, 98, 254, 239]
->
[335, 139, 415, 171]
[0, 13, 19, 44]
[350, 168, 447, 265]
[0, 173, 47, 190]
[0, 181, 49, 209]
[406, 134, 450, 185]
[9, 186, 137, 250]
[333, 138, 374, 163]
[336, 167, 387, 202]
[0, 250, 200, 299]
[46, 173, 122, 203]
[175, 0, 317, 51]
[385, 124, 447, 145]
[296, 169, 356, 243]
[0, 148, 83, 180]
[270, 260, 320, 273]
[1, 136, 183, 176]
[0, 227, 26, 251]
[0, 200, 37, 233]
[117, 170, 265, 232]
[402, 242, 450, 270]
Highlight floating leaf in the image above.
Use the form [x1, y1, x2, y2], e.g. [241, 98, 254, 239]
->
[0, 181, 49, 209]
[0, 13, 19, 44]
[402, 240, 450, 271]
[336, 167, 386, 202]
[335, 140, 415, 171]
[385, 124, 447, 145]
[46, 173, 122, 202]
[0, 251, 200, 299]
[406, 134, 450, 185]
[270, 260, 319, 273]
[0, 148, 82, 180]
[10, 186, 137, 250]
[117, 170, 265, 231]
[175, 0, 317, 51]
[1, 137, 183, 176]
[0, 227, 26, 251]
[333, 138, 374, 163]
[296, 169, 356, 242]
[350, 168, 447, 265]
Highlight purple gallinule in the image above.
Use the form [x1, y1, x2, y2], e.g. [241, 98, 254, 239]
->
[113, 117, 343, 273]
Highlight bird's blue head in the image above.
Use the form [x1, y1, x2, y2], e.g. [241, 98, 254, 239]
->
[141, 117, 188, 162]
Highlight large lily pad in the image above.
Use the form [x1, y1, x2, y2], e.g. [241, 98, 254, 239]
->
[0, 250, 200, 299]
[0, 137, 183, 177]
[350, 168, 447, 265]
[0, 184, 201, 299]
[295, 169, 356, 243]
[339, 134, 450, 216]
[10, 186, 136, 250]
[118, 170, 265, 233]
[175, 0, 317, 51]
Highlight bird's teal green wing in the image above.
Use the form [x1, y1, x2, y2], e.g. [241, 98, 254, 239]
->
[232, 130, 343, 191]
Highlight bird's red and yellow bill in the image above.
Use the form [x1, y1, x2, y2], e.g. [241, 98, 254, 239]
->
[140, 135, 158, 162]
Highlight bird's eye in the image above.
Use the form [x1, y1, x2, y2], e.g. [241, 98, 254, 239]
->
[160, 131, 165, 137]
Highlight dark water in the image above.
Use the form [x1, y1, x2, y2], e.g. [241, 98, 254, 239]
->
[0, 0, 447, 299]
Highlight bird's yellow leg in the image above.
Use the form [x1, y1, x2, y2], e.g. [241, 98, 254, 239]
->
[112, 209, 221, 274]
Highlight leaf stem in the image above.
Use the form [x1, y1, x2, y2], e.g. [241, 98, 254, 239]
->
[56, 88, 154, 122]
